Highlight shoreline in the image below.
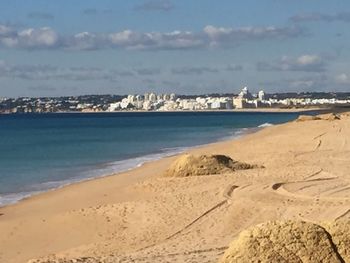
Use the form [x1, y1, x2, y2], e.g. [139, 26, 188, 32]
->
[0, 108, 322, 208]
[1, 111, 349, 262]
[0, 106, 329, 115]
[0, 124, 261, 209]
[0, 147, 188, 208]
[0, 123, 265, 214]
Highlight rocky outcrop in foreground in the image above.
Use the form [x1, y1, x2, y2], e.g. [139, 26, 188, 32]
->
[296, 113, 341, 122]
[219, 220, 349, 263]
[164, 154, 259, 177]
[29, 221, 350, 263]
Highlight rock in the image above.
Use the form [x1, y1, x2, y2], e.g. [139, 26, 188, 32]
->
[296, 115, 321, 122]
[219, 221, 344, 263]
[296, 113, 340, 122]
[317, 113, 340, 121]
[164, 154, 259, 177]
[322, 221, 350, 262]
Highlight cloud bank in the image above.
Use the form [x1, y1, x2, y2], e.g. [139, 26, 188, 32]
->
[0, 61, 137, 82]
[0, 24, 305, 51]
[0, 61, 245, 81]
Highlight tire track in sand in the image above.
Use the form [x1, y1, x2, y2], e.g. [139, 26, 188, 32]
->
[136, 184, 239, 253]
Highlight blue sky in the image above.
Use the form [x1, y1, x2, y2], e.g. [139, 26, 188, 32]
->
[0, 0, 350, 97]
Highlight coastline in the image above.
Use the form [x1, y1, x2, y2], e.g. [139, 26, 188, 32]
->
[0, 146, 188, 208]
[0, 109, 297, 208]
[0, 106, 329, 115]
[1, 111, 349, 263]
[0, 124, 259, 208]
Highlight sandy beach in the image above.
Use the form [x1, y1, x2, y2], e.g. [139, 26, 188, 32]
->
[1, 112, 350, 263]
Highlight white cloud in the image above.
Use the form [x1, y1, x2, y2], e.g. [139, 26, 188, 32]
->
[108, 30, 203, 50]
[67, 32, 103, 50]
[0, 25, 14, 36]
[203, 25, 303, 47]
[0, 26, 59, 49]
[109, 30, 136, 45]
[257, 54, 326, 72]
[18, 27, 58, 47]
[296, 55, 321, 65]
[0, 24, 305, 51]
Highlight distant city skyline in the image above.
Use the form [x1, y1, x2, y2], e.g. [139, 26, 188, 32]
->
[1, 0, 350, 97]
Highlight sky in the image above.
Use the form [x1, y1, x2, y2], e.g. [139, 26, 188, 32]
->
[0, 0, 350, 97]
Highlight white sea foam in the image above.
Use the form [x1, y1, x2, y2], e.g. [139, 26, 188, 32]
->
[0, 146, 188, 207]
[258, 122, 274, 128]
[0, 127, 258, 207]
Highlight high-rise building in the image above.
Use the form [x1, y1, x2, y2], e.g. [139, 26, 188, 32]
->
[258, 90, 265, 101]
[135, 95, 144, 102]
[238, 87, 253, 100]
[144, 93, 150, 101]
[127, 95, 135, 104]
[149, 93, 157, 102]
[170, 93, 177, 101]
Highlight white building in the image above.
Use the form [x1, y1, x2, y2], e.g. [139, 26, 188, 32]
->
[120, 98, 130, 109]
[135, 95, 143, 102]
[127, 95, 135, 104]
[258, 90, 265, 101]
[144, 93, 150, 101]
[238, 87, 253, 100]
[143, 101, 152, 111]
[170, 93, 177, 101]
[108, 102, 121, 112]
[163, 94, 171, 101]
[149, 93, 157, 102]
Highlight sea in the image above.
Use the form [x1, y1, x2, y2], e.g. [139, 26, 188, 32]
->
[0, 111, 305, 206]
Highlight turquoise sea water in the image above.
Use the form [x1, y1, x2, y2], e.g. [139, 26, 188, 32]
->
[0, 111, 303, 206]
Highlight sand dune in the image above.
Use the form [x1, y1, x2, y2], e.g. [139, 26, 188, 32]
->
[0, 112, 350, 263]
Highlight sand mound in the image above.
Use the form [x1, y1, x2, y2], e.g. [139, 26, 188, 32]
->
[297, 113, 340, 122]
[219, 221, 344, 263]
[164, 154, 258, 177]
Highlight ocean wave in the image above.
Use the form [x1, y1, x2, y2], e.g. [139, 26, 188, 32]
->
[0, 127, 258, 207]
[258, 122, 274, 128]
[0, 147, 188, 207]
[0, 191, 41, 207]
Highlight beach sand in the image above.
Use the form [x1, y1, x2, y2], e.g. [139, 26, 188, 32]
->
[0, 112, 350, 263]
